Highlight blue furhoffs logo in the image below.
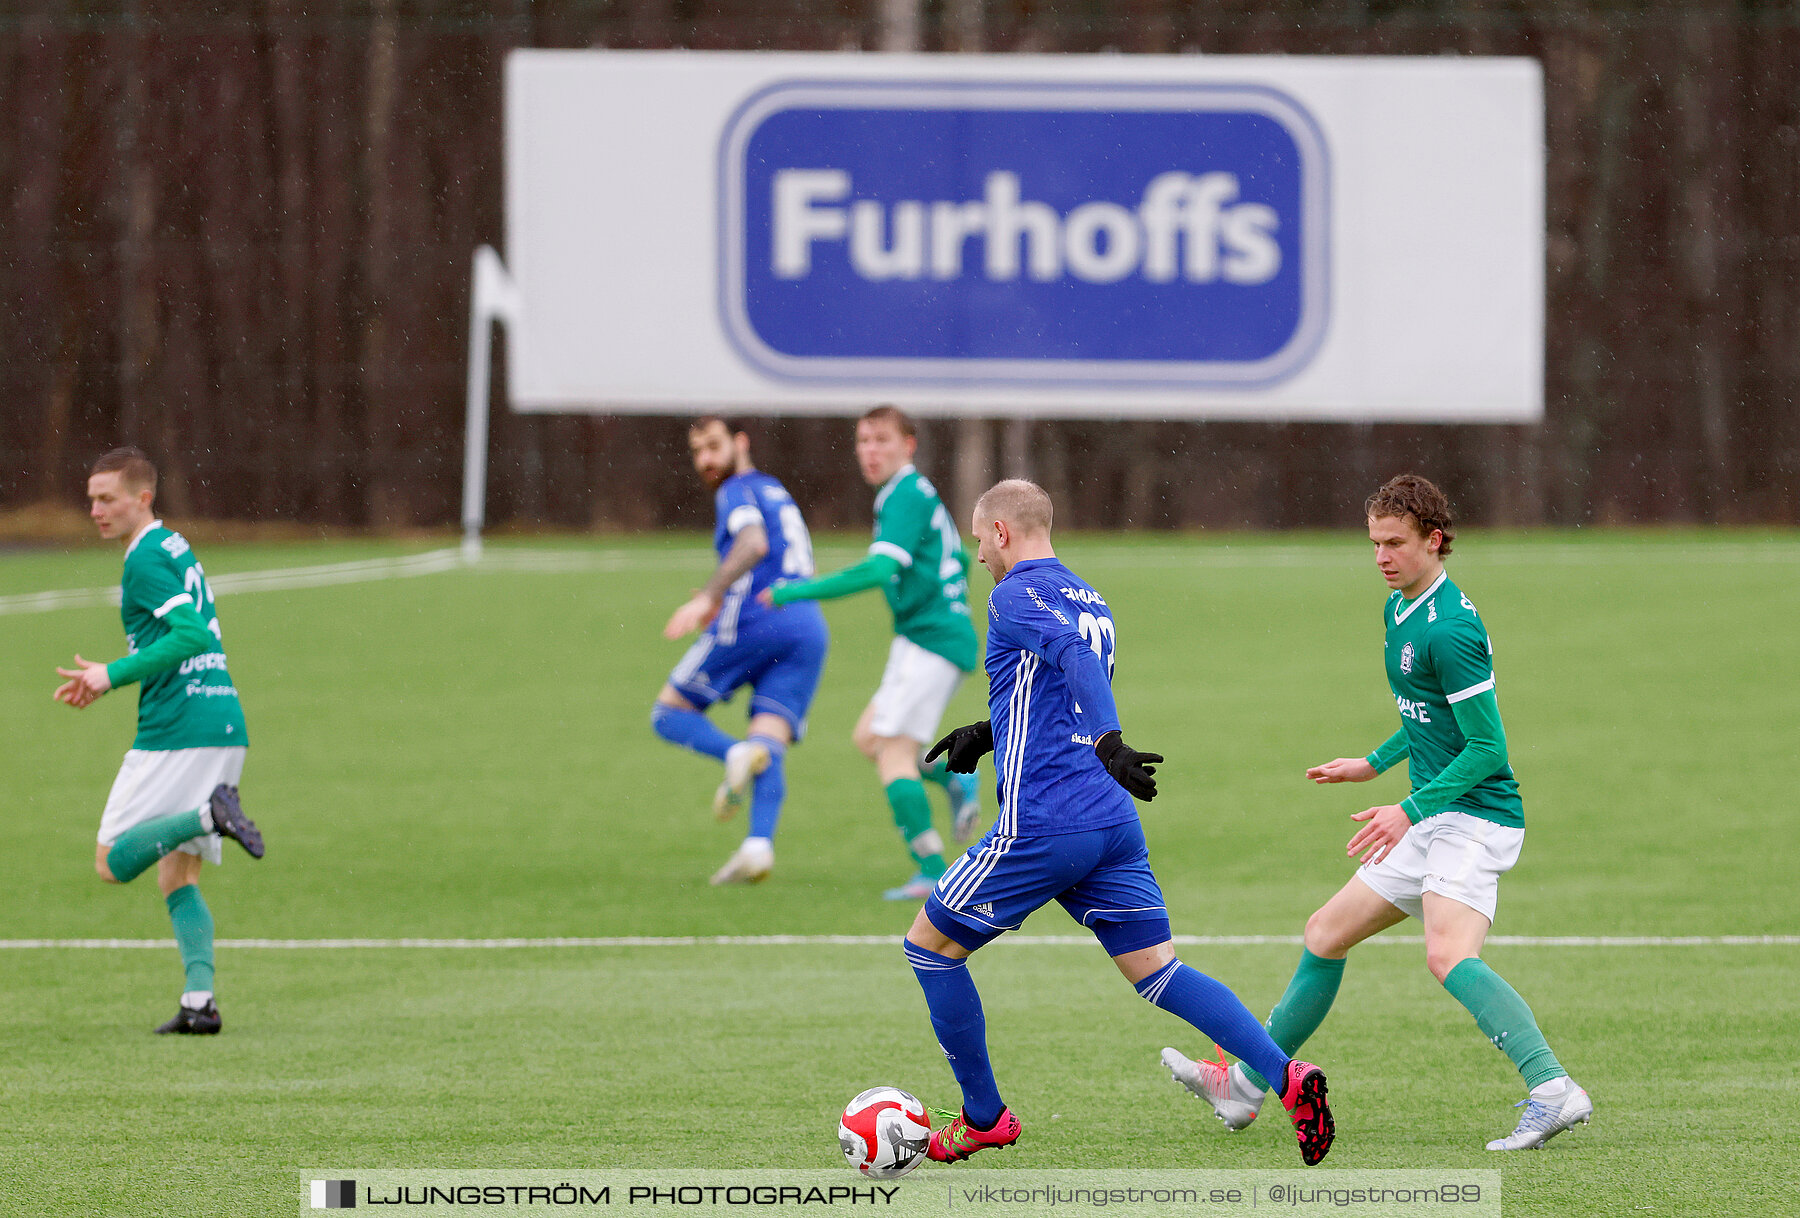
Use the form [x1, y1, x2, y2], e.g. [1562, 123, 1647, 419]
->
[718, 79, 1329, 389]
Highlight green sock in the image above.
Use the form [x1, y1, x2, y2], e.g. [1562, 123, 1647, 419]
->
[1240, 948, 1347, 1091]
[885, 778, 946, 879]
[106, 808, 207, 883]
[165, 884, 215, 994]
[918, 753, 956, 792]
[1443, 957, 1566, 1089]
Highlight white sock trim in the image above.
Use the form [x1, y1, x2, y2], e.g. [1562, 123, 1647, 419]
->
[1232, 1062, 1270, 1098]
[908, 829, 945, 858]
[180, 990, 213, 1010]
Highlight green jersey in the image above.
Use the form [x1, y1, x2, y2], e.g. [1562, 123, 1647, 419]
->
[868, 467, 978, 670]
[1370, 570, 1521, 827]
[769, 464, 979, 672]
[106, 522, 248, 751]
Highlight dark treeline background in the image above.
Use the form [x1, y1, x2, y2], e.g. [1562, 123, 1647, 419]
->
[4, 1, 1797, 533]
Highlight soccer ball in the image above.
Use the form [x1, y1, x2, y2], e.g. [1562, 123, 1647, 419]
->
[838, 1086, 931, 1179]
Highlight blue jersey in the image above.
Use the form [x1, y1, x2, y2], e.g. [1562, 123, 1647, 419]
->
[984, 557, 1136, 837]
[712, 471, 816, 644]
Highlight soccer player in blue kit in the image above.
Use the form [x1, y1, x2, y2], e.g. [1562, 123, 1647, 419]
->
[654, 417, 829, 886]
[904, 480, 1334, 1167]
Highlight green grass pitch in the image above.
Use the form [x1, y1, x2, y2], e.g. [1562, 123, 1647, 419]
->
[2, 531, 1796, 1216]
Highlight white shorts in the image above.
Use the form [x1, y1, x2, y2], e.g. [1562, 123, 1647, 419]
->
[868, 636, 966, 744]
[1355, 808, 1523, 924]
[98, 747, 247, 866]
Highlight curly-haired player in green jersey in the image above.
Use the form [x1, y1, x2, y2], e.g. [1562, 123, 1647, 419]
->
[1162, 474, 1592, 1151]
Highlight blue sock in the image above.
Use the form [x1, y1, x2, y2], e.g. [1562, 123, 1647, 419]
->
[1136, 959, 1290, 1093]
[905, 943, 1004, 1128]
[747, 735, 787, 840]
[650, 704, 736, 762]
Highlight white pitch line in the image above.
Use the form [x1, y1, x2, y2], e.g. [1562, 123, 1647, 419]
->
[0, 548, 458, 615]
[0, 547, 718, 615]
[6, 538, 1797, 616]
[1, 934, 1794, 950]
[1073, 541, 1800, 570]
[0, 584, 120, 614]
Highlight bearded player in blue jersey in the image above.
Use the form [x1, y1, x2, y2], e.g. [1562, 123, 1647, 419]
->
[903, 480, 1334, 1167]
[655, 417, 829, 886]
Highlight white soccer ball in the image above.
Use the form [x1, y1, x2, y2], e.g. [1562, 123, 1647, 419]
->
[838, 1086, 931, 1179]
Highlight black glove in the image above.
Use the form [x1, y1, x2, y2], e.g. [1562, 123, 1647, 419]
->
[1094, 730, 1162, 801]
[924, 720, 994, 774]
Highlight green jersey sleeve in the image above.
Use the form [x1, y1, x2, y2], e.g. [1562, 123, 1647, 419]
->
[1429, 614, 1497, 707]
[871, 479, 933, 570]
[107, 601, 213, 688]
[1399, 686, 1509, 823]
[115, 525, 247, 750]
[1366, 730, 1410, 773]
[770, 552, 902, 604]
[123, 546, 194, 625]
[1379, 576, 1520, 828]
[1393, 615, 1506, 822]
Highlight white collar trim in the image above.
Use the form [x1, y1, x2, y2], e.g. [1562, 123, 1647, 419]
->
[125, 519, 163, 557]
[1392, 569, 1448, 626]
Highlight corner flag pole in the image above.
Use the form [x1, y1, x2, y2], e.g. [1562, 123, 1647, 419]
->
[462, 245, 523, 562]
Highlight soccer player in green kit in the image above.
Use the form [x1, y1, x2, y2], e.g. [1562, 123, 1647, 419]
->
[53, 448, 264, 1034]
[1163, 475, 1592, 1150]
[759, 407, 983, 900]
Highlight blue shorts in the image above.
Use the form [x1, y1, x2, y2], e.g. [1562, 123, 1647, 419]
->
[667, 604, 829, 739]
[924, 819, 1168, 952]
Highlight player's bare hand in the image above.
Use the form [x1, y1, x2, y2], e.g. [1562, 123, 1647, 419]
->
[755, 587, 776, 608]
[53, 654, 112, 708]
[662, 593, 718, 640]
[1308, 757, 1378, 784]
[1346, 804, 1410, 866]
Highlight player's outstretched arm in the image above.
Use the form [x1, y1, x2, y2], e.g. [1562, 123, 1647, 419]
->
[664, 524, 769, 639]
[53, 654, 112, 709]
[925, 720, 993, 773]
[1312, 729, 1406, 783]
[759, 551, 901, 608]
[1094, 730, 1162, 801]
[701, 524, 769, 602]
[1307, 758, 1378, 784]
[64, 600, 215, 706]
[663, 593, 718, 640]
[102, 602, 215, 689]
